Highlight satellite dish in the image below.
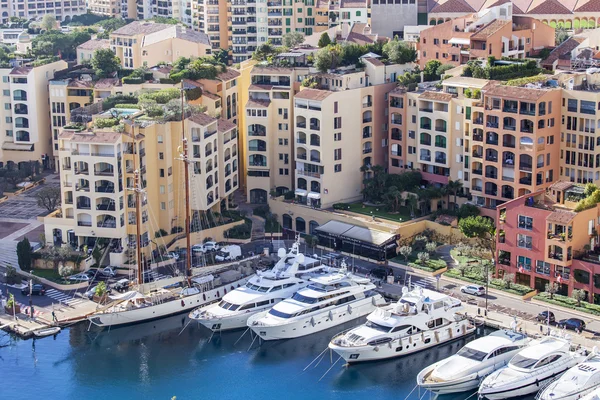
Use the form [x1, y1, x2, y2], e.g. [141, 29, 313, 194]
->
[277, 248, 286, 258]
[297, 253, 305, 264]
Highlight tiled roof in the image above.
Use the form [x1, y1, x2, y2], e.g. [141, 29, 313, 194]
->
[470, 20, 510, 40]
[249, 84, 273, 91]
[188, 113, 217, 126]
[174, 26, 210, 46]
[217, 119, 236, 132]
[202, 91, 220, 101]
[77, 39, 110, 51]
[527, 0, 572, 14]
[547, 210, 577, 224]
[71, 131, 122, 144]
[68, 80, 94, 88]
[295, 89, 332, 101]
[251, 66, 294, 74]
[419, 91, 454, 101]
[9, 66, 32, 75]
[541, 36, 585, 65]
[94, 78, 120, 89]
[112, 21, 171, 36]
[484, 84, 549, 101]
[363, 57, 385, 66]
[575, 0, 600, 12]
[430, 0, 476, 14]
[217, 68, 241, 81]
[549, 181, 574, 191]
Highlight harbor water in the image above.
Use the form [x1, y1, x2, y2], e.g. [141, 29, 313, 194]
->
[0, 316, 535, 400]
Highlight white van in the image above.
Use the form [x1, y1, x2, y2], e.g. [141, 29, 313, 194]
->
[215, 245, 242, 262]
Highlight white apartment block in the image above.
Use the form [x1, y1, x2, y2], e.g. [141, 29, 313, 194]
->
[0, 0, 86, 23]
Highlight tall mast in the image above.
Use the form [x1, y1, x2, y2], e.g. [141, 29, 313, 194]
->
[133, 125, 143, 286]
[181, 83, 193, 286]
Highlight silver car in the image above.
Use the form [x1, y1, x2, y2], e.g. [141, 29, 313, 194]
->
[460, 285, 485, 296]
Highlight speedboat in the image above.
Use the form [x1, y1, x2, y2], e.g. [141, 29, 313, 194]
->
[416, 330, 530, 394]
[246, 261, 386, 340]
[478, 335, 587, 399]
[582, 385, 600, 400]
[538, 351, 600, 400]
[329, 286, 476, 363]
[188, 239, 324, 332]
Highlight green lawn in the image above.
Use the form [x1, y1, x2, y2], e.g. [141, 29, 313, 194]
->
[391, 249, 447, 272]
[534, 293, 600, 316]
[344, 203, 413, 223]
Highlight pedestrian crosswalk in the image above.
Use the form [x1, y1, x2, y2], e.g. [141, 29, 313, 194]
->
[45, 289, 84, 306]
[409, 276, 437, 289]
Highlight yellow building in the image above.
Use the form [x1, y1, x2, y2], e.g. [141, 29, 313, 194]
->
[109, 21, 212, 69]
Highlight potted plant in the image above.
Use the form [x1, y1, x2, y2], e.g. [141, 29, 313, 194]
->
[93, 281, 108, 304]
[5, 293, 20, 315]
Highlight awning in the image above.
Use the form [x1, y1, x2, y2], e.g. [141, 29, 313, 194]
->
[2, 142, 33, 151]
[192, 274, 214, 285]
[315, 220, 397, 246]
[295, 189, 308, 197]
[308, 192, 321, 199]
[315, 220, 355, 236]
[449, 38, 470, 45]
[109, 291, 147, 301]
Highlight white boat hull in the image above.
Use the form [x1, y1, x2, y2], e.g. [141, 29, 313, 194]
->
[330, 320, 476, 363]
[191, 306, 271, 332]
[417, 362, 499, 395]
[248, 295, 386, 340]
[479, 368, 571, 400]
[88, 277, 250, 328]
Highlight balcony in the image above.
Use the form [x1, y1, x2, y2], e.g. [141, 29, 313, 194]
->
[77, 221, 92, 227]
[503, 124, 516, 131]
[472, 168, 482, 175]
[548, 252, 563, 262]
[502, 140, 516, 148]
[363, 102, 372, 108]
[96, 203, 116, 211]
[76, 203, 91, 210]
[519, 176, 532, 185]
[473, 117, 483, 125]
[486, 138, 498, 146]
[435, 157, 446, 164]
[297, 153, 307, 160]
[485, 172, 497, 179]
[420, 154, 431, 162]
[419, 108, 433, 113]
[486, 121, 499, 128]
[485, 189, 497, 196]
[472, 151, 483, 159]
[520, 163, 532, 172]
[420, 124, 431, 130]
[363, 117, 372, 123]
[473, 134, 483, 142]
[363, 148, 372, 154]
[485, 154, 498, 162]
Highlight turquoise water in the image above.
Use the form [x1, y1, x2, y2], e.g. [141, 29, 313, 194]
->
[0, 318, 526, 400]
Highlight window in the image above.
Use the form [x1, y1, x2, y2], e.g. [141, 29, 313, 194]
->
[160, 185, 165, 194]
[536, 261, 551, 275]
[334, 164, 342, 172]
[160, 202, 166, 210]
[334, 148, 342, 160]
[334, 132, 341, 141]
[157, 135, 163, 143]
[160, 169, 165, 177]
[517, 256, 531, 271]
[334, 101, 338, 113]
[518, 215, 533, 230]
[517, 234, 532, 249]
[159, 152, 164, 159]
[2, 89, 8, 96]
[334, 117, 342, 129]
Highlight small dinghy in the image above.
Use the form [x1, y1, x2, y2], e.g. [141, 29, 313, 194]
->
[33, 326, 61, 337]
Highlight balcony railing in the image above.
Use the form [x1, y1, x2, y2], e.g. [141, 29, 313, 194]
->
[363, 148, 372, 154]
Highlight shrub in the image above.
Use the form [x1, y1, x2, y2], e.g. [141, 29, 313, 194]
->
[254, 204, 270, 218]
[333, 203, 350, 210]
[159, 78, 176, 84]
[417, 252, 430, 263]
[122, 76, 143, 84]
[284, 190, 295, 200]
[95, 117, 119, 129]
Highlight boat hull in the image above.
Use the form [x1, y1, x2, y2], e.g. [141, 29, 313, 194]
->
[416, 363, 495, 395]
[330, 320, 476, 363]
[479, 369, 570, 400]
[87, 277, 250, 328]
[192, 307, 269, 332]
[248, 295, 386, 341]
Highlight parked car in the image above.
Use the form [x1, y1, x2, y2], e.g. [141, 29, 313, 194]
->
[85, 284, 112, 300]
[100, 267, 116, 277]
[113, 278, 131, 293]
[215, 245, 242, 262]
[69, 273, 91, 282]
[202, 241, 220, 252]
[192, 244, 206, 254]
[21, 283, 46, 296]
[557, 318, 586, 331]
[460, 285, 485, 296]
[536, 310, 555, 324]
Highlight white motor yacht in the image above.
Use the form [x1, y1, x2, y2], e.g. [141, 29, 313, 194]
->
[329, 286, 475, 363]
[246, 261, 386, 340]
[188, 240, 324, 332]
[416, 330, 530, 394]
[581, 385, 600, 400]
[478, 335, 587, 399]
[538, 352, 600, 400]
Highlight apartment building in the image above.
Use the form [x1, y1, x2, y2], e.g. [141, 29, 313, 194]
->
[418, 4, 554, 67]
[0, 60, 68, 171]
[109, 21, 212, 69]
[196, 68, 242, 124]
[194, 0, 230, 51]
[240, 55, 414, 206]
[496, 182, 600, 303]
[0, 0, 86, 23]
[87, 0, 121, 17]
[45, 112, 238, 267]
[76, 39, 110, 65]
[371, 0, 427, 39]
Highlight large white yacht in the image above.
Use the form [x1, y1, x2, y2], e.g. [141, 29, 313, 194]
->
[538, 352, 600, 400]
[246, 262, 386, 340]
[188, 240, 324, 332]
[328, 287, 475, 363]
[416, 330, 530, 394]
[478, 335, 587, 399]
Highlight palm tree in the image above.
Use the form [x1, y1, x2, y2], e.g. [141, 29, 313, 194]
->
[406, 194, 418, 218]
[384, 186, 402, 212]
[447, 180, 463, 210]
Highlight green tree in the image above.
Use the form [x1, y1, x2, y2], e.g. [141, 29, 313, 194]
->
[423, 60, 442, 81]
[252, 42, 280, 62]
[91, 48, 121, 78]
[406, 194, 418, 217]
[501, 272, 515, 289]
[282, 31, 304, 48]
[436, 63, 455, 77]
[318, 32, 331, 48]
[92, 247, 102, 268]
[417, 252, 430, 264]
[458, 216, 496, 257]
[556, 28, 569, 45]
[40, 14, 57, 31]
[447, 179, 463, 209]
[458, 203, 480, 219]
[212, 49, 229, 65]
[571, 288, 587, 307]
[382, 38, 417, 64]
[16, 237, 32, 271]
[314, 44, 342, 72]
[35, 186, 61, 212]
[150, 16, 179, 24]
[360, 164, 387, 202]
[383, 186, 402, 212]
[399, 245, 412, 262]
[96, 18, 127, 33]
[5, 264, 19, 284]
[425, 242, 437, 254]
[545, 282, 560, 299]
[95, 281, 107, 297]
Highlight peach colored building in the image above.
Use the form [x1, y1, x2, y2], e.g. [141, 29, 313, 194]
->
[418, 4, 554, 67]
[496, 182, 600, 303]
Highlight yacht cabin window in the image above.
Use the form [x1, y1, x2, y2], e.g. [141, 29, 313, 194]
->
[457, 347, 488, 361]
[510, 355, 538, 369]
[535, 354, 562, 368]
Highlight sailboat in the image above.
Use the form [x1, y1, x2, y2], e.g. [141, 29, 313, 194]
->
[87, 87, 251, 328]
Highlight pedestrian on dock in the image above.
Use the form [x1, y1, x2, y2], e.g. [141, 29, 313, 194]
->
[52, 311, 58, 324]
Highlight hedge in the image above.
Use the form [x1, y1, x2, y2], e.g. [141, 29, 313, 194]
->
[122, 76, 143, 84]
[408, 258, 446, 272]
[114, 103, 140, 109]
[445, 268, 534, 296]
[535, 292, 600, 316]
